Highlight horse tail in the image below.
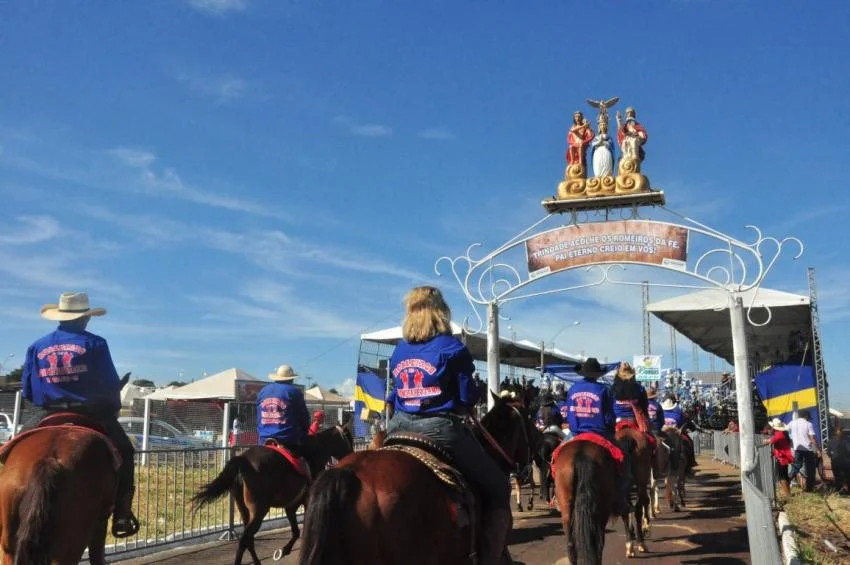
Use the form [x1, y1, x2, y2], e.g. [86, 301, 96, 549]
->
[15, 458, 64, 565]
[571, 449, 604, 565]
[298, 466, 361, 565]
[191, 455, 250, 510]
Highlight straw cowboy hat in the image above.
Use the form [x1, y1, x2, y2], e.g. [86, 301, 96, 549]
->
[661, 398, 678, 411]
[768, 418, 788, 432]
[647, 385, 658, 399]
[41, 292, 107, 321]
[576, 358, 606, 378]
[268, 364, 299, 382]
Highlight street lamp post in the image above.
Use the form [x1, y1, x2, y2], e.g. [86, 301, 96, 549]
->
[541, 321, 581, 386]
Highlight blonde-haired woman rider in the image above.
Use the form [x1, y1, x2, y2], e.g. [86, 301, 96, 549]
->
[387, 286, 512, 565]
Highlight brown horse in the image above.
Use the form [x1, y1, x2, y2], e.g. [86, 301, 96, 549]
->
[191, 423, 354, 565]
[614, 427, 653, 557]
[0, 418, 119, 565]
[552, 439, 618, 565]
[297, 392, 535, 565]
[652, 428, 687, 513]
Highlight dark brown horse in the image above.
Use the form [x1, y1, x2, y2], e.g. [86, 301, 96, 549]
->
[297, 392, 535, 565]
[0, 420, 119, 565]
[651, 428, 687, 514]
[614, 427, 653, 557]
[552, 439, 618, 565]
[191, 423, 354, 565]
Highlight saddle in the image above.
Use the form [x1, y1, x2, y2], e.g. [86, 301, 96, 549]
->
[0, 412, 122, 471]
[262, 439, 311, 479]
[616, 420, 657, 449]
[381, 432, 477, 532]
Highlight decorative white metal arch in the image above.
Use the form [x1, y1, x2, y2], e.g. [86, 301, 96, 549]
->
[434, 203, 804, 475]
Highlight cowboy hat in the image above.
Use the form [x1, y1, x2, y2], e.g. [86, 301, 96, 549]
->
[576, 357, 605, 378]
[41, 292, 107, 321]
[646, 386, 658, 399]
[768, 418, 788, 432]
[268, 364, 298, 382]
[661, 398, 678, 411]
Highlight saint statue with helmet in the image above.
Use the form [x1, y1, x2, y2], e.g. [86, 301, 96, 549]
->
[21, 292, 140, 538]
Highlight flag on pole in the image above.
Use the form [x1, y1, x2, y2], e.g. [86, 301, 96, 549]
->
[354, 370, 386, 420]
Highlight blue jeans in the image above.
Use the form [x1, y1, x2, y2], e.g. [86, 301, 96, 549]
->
[388, 410, 510, 511]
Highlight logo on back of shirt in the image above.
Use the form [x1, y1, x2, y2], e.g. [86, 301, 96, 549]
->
[570, 391, 601, 417]
[260, 398, 288, 425]
[393, 358, 441, 407]
[37, 344, 88, 384]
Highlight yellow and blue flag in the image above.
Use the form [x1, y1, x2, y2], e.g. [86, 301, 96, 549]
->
[755, 362, 821, 444]
[354, 370, 387, 421]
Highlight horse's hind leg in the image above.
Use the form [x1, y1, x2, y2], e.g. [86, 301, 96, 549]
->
[87, 519, 109, 565]
[513, 475, 523, 512]
[527, 475, 535, 511]
[240, 503, 268, 565]
[274, 505, 301, 559]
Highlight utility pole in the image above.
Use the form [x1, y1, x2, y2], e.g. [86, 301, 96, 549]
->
[642, 281, 651, 355]
[692, 342, 699, 373]
[808, 267, 830, 443]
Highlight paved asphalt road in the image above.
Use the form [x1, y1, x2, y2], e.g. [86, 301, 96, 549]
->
[116, 457, 750, 565]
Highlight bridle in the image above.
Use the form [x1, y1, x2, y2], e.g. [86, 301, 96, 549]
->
[470, 404, 533, 474]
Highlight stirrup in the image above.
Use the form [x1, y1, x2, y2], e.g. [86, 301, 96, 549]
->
[112, 514, 140, 538]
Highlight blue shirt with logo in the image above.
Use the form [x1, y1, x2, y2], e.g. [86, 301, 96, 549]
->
[647, 399, 665, 432]
[565, 379, 615, 437]
[388, 335, 479, 415]
[613, 384, 647, 421]
[664, 406, 685, 429]
[22, 324, 122, 413]
[555, 399, 570, 422]
[256, 383, 310, 445]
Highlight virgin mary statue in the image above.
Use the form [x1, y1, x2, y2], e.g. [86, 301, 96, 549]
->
[591, 118, 615, 177]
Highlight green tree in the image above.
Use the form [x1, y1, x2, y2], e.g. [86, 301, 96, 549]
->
[167, 381, 187, 387]
[3, 366, 22, 383]
[132, 378, 156, 387]
[328, 387, 339, 394]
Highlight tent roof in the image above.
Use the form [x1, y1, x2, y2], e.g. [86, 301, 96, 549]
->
[305, 385, 351, 404]
[360, 324, 584, 368]
[120, 383, 149, 407]
[646, 287, 811, 365]
[154, 368, 260, 400]
[144, 385, 178, 400]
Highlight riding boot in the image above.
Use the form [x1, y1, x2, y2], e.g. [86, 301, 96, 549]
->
[112, 461, 140, 538]
[478, 507, 513, 565]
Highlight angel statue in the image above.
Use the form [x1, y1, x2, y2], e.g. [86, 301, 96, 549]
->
[566, 111, 594, 167]
[591, 116, 615, 177]
[586, 96, 620, 123]
[616, 106, 649, 162]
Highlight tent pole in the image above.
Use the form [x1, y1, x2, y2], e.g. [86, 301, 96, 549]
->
[487, 302, 500, 411]
[730, 295, 756, 473]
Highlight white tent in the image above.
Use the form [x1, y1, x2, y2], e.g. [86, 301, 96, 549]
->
[150, 368, 261, 400]
[305, 385, 351, 404]
[144, 385, 178, 401]
[120, 383, 153, 408]
[646, 286, 811, 365]
[360, 323, 584, 368]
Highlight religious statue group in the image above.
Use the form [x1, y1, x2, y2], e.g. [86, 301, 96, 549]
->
[551, 97, 655, 202]
[567, 100, 648, 178]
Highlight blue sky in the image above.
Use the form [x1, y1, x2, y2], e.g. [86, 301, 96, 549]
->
[1, 1, 849, 407]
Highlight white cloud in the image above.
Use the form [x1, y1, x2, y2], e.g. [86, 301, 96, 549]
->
[175, 72, 249, 104]
[418, 127, 455, 140]
[0, 215, 61, 244]
[186, 0, 248, 16]
[108, 147, 156, 168]
[333, 377, 356, 397]
[333, 116, 393, 138]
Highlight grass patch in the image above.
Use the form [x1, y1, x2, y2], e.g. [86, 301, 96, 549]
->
[784, 491, 850, 565]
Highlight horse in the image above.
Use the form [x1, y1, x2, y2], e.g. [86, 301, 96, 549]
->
[552, 439, 619, 565]
[512, 425, 541, 512]
[0, 414, 120, 565]
[614, 426, 653, 557]
[537, 429, 563, 506]
[297, 391, 536, 565]
[191, 422, 354, 565]
[652, 428, 687, 514]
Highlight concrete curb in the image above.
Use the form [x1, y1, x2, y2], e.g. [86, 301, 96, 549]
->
[777, 511, 801, 565]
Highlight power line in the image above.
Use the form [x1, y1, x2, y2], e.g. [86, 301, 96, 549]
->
[297, 310, 398, 368]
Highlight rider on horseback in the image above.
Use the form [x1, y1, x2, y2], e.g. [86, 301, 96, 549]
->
[564, 358, 633, 515]
[611, 362, 651, 432]
[646, 385, 665, 433]
[661, 396, 699, 474]
[256, 365, 312, 461]
[538, 392, 569, 440]
[22, 292, 140, 538]
[386, 286, 513, 565]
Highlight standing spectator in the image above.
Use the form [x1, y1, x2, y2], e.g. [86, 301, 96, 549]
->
[761, 418, 794, 497]
[788, 410, 820, 492]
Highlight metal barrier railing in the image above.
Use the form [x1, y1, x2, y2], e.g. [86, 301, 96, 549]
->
[96, 439, 371, 560]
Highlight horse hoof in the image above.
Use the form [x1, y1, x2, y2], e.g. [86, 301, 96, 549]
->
[625, 543, 635, 558]
[673, 506, 680, 513]
[273, 549, 284, 561]
[516, 505, 524, 513]
[527, 503, 534, 511]
[638, 543, 648, 553]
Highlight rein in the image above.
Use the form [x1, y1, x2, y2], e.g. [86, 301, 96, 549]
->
[469, 404, 533, 473]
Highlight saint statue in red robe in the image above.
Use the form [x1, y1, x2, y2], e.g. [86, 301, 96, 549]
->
[616, 107, 648, 162]
[566, 111, 594, 166]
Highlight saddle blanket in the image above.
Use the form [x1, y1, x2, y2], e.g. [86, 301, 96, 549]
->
[263, 441, 311, 479]
[0, 412, 122, 470]
[551, 432, 625, 474]
[616, 420, 657, 449]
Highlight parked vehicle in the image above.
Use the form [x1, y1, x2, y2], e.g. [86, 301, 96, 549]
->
[118, 416, 215, 449]
[0, 413, 23, 445]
